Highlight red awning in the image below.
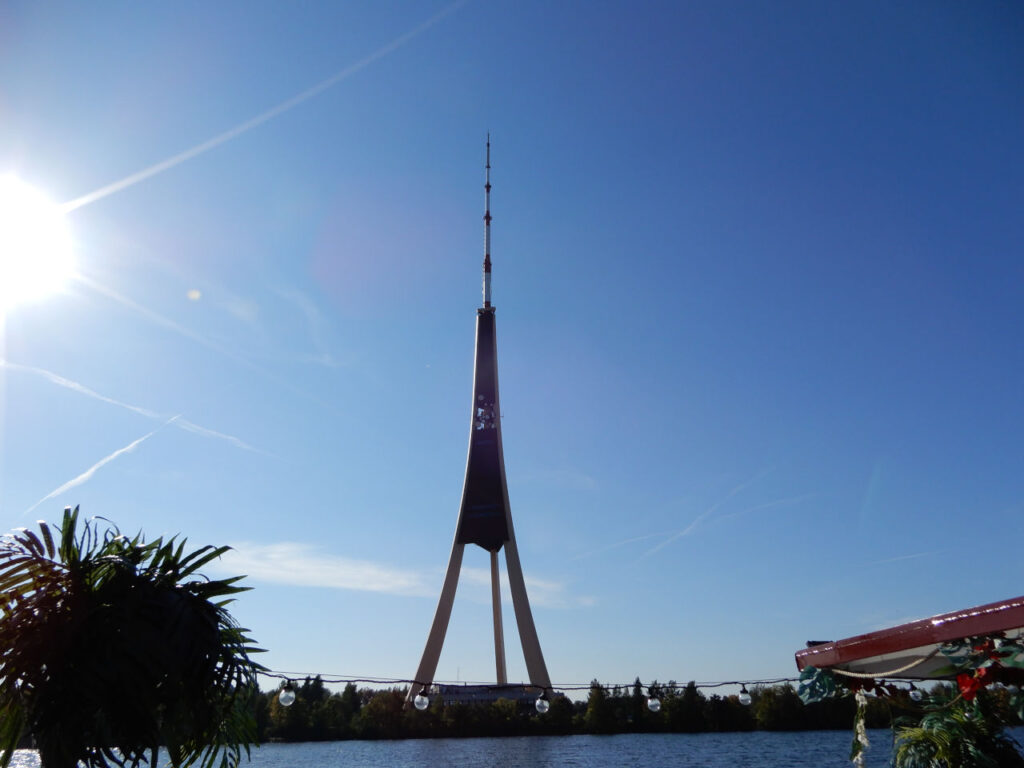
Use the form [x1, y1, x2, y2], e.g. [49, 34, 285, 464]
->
[795, 594, 1024, 680]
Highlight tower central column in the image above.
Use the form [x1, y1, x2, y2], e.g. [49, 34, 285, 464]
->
[490, 549, 507, 684]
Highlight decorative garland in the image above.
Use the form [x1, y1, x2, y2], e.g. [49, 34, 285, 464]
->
[797, 632, 1024, 767]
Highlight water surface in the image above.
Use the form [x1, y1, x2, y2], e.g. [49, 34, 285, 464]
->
[8, 730, 898, 767]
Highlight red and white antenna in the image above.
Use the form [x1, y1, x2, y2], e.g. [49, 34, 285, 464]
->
[483, 134, 492, 308]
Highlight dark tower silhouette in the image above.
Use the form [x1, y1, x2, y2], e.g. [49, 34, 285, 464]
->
[408, 139, 552, 702]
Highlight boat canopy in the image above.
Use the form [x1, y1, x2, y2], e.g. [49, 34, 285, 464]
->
[795, 594, 1024, 680]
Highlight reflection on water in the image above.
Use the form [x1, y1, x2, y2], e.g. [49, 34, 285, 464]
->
[7, 752, 40, 768]
[9, 729, 1024, 768]
[5, 731, 890, 768]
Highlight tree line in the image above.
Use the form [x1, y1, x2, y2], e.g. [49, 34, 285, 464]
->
[255, 676, 1021, 742]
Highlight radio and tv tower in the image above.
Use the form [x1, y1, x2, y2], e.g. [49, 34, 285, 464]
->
[408, 138, 553, 703]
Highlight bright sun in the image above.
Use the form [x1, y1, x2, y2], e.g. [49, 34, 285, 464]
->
[0, 175, 76, 312]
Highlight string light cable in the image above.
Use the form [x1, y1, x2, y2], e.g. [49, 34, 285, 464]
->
[258, 669, 802, 708]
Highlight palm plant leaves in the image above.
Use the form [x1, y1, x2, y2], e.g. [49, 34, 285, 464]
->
[0, 507, 265, 768]
[893, 694, 1024, 768]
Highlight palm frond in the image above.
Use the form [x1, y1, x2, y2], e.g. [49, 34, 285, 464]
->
[0, 507, 263, 768]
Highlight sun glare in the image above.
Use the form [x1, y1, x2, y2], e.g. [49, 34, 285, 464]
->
[0, 175, 76, 312]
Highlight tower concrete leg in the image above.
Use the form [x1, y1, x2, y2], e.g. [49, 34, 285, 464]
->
[407, 541, 466, 704]
[503, 535, 552, 694]
[491, 549, 507, 684]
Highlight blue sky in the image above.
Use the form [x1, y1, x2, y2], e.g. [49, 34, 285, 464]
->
[1, 0, 1022, 694]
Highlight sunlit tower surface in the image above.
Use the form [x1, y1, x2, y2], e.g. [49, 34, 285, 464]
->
[408, 140, 552, 704]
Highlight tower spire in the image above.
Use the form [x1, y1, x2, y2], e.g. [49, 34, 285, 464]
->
[483, 134, 492, 308]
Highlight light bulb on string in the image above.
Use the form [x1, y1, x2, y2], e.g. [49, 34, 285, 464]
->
[278, 681, 296, 707]
[413, 685, 431, 711]
[738, 685, 752, 706]
[535, 693, 550, 714]
[646, 686, 661, 713]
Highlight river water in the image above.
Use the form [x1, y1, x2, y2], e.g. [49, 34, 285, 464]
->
[7, 730, 899, 767]
[10, 728, 1024, 767]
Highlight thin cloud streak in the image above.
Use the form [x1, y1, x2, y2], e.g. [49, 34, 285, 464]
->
[1, 359, 264, 454]
[218, 542, 594, 608]
[867, 550, 944, 566]
[76, 275, 341, 416]
[173, 419, 266, 456]
[1, 359, 159, 419]
[571, 531, 676, 561]
[640, 467, 774, 559]
[718, 493, 814, 521]
[279, 288, 342, 369]
[220, 542, 434, 597]
[78, 276, 247, 364]
[575, 487, 804, 563]
[60, 0, 470, 213]
[461, 566, 595, 609]
[24, 416, 179, 515]
[640, 509, 715, 559]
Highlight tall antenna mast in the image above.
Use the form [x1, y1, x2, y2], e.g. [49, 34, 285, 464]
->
[483, 134, 492, 308]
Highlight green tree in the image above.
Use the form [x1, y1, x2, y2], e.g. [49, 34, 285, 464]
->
[584, 681, 615, 734]
[319, 696, 349, 739]
[488, 698, 521, 736]
[354, 689, 406, 739]
[440, 701, 474, 737]
[299, 676, 328, 705]
[667, 681, 706, 733]
[252, 691, 271, 742]
[754, 684, 806, 731]
[704, 693, 754, 732]
[539, 694, 575, 735]
[338, 682, 362, 725]
[269, 694, 311, 742]
[0, 507, 263, 768]
[629, 678, 646, 731]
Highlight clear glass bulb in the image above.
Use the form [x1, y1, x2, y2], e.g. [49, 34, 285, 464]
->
[278, 686, 296, 707]
[535, 696, 550, 714]
[647, 696, 661, 713]
[414, 693, 430, 711]
[738, 687, 752, 706]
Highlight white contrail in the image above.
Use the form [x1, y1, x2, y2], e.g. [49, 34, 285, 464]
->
[60, 0, 470, 213]
[0, 359, 159, 419]
[570, 531, 676, 561]
[640, 509, 715, 559]
[1, 359, 263, 454]
[867, 550, 943, 566]
[640, 467, 774, 559]
[76, 276, 242, 362]
[717, 493, 814, 521]
[278, 287, 341, 369]
[75, 275, 341, 417]
[173, 420, 263, 455]
[23, 416, 179, 516]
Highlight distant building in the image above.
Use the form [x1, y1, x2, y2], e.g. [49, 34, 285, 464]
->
[435, 684, 540, 707]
